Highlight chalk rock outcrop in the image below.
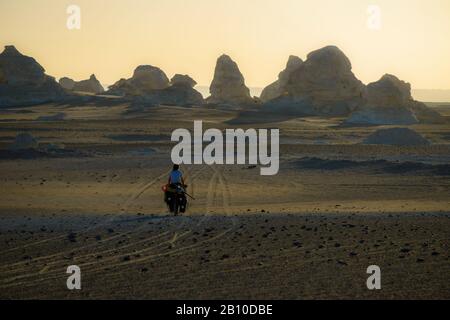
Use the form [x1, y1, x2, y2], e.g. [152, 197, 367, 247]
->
[108, 67, 203, 106]
[170, 74, 197, 88]
[207, 55, 254, 106]
[60, 74, 104, 94]
[131, 65, 170, 91]
[0, 46, 66, 107]
[265, 46, 366, 116]
[260, 55, 303, 102]
[150, 74, 204, 106]
[107, 65, 170, 96]
[59, 77, 76, 90]
[138, 73, 203, 106]
[363, 128, 430, 146]
[143, 85, 204, 107]
[347, 74, 443, 125]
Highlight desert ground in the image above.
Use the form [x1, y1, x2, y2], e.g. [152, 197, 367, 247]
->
[0, 101, 449, 299]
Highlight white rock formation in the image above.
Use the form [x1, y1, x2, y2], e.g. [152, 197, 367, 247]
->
[347, 74, 443, 125]
[170, 74, 197, 88]
[107, 65, 170, 96]
[0, 46, 66, 107]
[207, 54, 253, 106]
[59, 77, 76, 91]
[59, 74, 104, 94]
[260, 55, 303, 102]
[265, 46, 366, 116]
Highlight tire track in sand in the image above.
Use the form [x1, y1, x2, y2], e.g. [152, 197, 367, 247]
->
[0, 166, 235, 289]
[0, 169, 172, 273]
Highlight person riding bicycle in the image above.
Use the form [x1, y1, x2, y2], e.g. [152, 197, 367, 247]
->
[164, 165, 187, 208]
[168, 164, 185, 187]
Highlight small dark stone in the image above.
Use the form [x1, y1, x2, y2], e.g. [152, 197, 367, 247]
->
[67, 232, 77, 242]
[293, 241, 302, 248]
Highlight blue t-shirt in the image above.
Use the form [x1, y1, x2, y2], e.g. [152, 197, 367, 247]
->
[169, 170, 183, 184]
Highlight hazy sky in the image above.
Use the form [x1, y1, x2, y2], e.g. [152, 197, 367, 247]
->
[1, 0, 450, 90]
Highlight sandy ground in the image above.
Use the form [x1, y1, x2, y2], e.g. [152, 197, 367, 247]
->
[0, 102, 449, 299]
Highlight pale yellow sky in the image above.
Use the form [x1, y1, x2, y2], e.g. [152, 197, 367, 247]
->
[1, 0, 450, 89]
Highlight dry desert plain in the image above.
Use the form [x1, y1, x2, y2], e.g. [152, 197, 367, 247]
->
[0, 101, 449, 299]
